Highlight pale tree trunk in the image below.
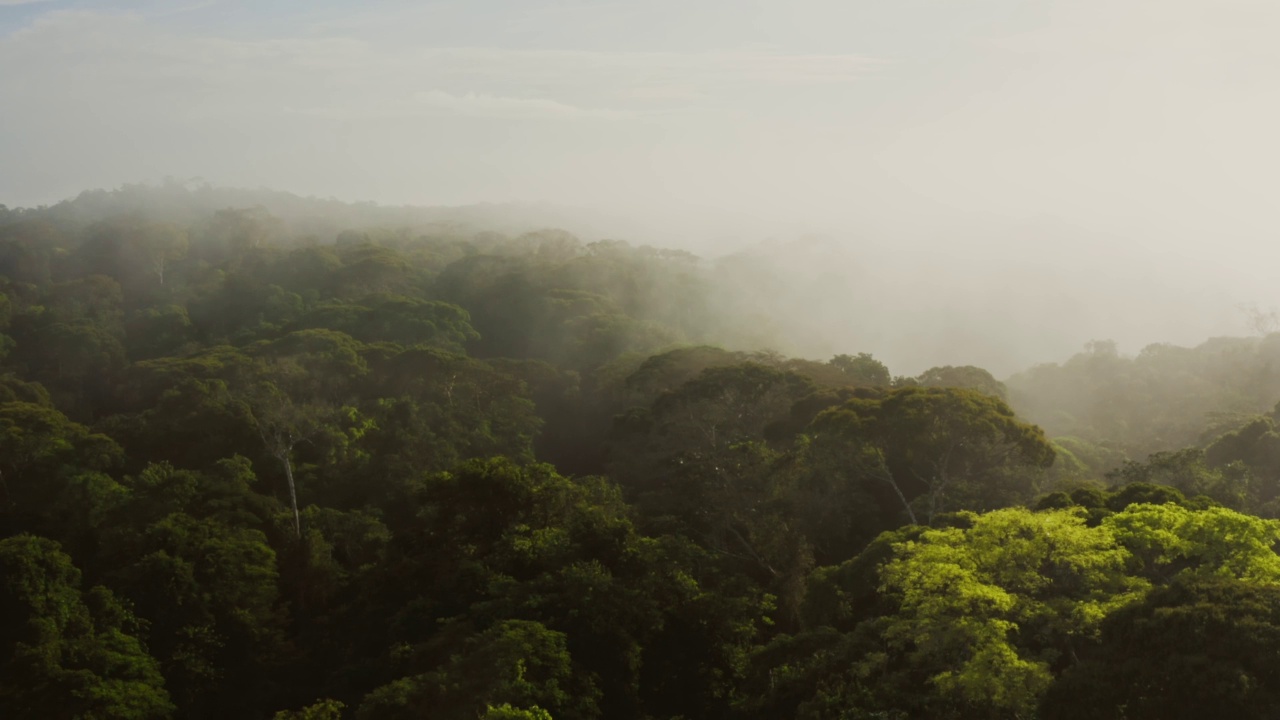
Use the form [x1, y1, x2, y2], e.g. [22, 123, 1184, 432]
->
[249, 378, 330, 541]
[875, 464, 919, 526]
[278, 450, 301, 539]
[859, 449, 919, 525]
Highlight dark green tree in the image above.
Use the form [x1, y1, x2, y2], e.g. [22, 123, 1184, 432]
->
[807, 386, 1055, 525]
[1043, 576, 1280, 720]
[0, 535, 173, 719]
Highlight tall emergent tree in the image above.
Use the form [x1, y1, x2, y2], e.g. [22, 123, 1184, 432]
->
[807, 386, 1055, 524]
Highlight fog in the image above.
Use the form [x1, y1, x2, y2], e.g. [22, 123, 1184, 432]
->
[3, 0, 1278, 376]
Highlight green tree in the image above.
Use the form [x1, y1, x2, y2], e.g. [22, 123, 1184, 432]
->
[356, 620, 597, 720]
[0, 402, 124, 550]
[126, 305, 195, 360]
[760, 501, 1280, 718]
[363, 458, 763, 720]
[101, 509, 282, 717]
[608, 363, 817, 601]
[273, 699, 346, 720]
[0, 535, 173, 719]
[1103, 502, 1280, 582]
[246, 378, 329, 538]
[133, 223, 189, 287]
[1107, 448, 1250, 509]
[867, 508, 1142, 718]
[241, 331, 367, 536]
[485, 705, 554, 720]
[352, 348, 541, 499]
[907, 365, 1008, 400]
[290, 296, 478, 351]
[807, 386, 1055, 525]
[1043, 576, 1280, 720]
[829, 352, 891, 386]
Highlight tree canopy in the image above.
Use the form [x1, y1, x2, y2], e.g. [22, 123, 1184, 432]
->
[2, 184, 1280, 719]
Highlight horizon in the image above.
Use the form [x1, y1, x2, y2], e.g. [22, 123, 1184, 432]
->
[3, 1, 1278, 374]
[2, 179, 1271, 379]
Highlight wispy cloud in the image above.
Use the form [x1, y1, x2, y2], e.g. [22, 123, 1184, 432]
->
[0, 9, 884, 123]
[287, 90, 634, 122]
[411, 90, 632, 120]
[406, 48, 885, 104]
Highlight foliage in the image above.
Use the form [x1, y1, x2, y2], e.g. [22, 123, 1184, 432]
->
[2, 185, 1280, 719]
[273, 698, 346, 720]
[0, 535, 174, 719]
[1042, 576, 1280, 720]
[806, 386, 1055, 524]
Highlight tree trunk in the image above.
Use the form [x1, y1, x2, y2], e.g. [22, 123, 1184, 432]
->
[280, 452, 301, 538]
[864, 452, 918, 525]
[879, 467, 919, 526]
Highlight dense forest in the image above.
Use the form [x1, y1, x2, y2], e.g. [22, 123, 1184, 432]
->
[5, 184, 1280, 719]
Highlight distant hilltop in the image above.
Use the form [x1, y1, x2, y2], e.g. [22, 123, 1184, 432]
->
[0, 179, 625, 243]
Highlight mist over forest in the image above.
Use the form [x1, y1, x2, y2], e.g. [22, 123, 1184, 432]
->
[8, 179, 1265, 378]
[8, 1, 1280, 718]
[4, 181, 1280, 719]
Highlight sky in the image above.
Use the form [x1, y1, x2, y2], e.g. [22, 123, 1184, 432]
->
[2, 0, 1279, 372]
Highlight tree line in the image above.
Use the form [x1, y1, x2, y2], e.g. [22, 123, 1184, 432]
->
[3, 185, 1280, 719]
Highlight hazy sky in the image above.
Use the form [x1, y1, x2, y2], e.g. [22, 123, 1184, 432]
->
[4, 0, 1275, 222]
[3, 0, 1279, 371]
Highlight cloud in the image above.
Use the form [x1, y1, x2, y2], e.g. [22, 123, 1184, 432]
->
[287, 90, 633, 121]
[0, 10, 884, 123]
[412, 48, 884, 103]
[411, 90, 632, 120]
[0, 0, 54, 6]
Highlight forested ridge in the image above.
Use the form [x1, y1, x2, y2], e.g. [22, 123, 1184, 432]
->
[4, 185, 1280, 719]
